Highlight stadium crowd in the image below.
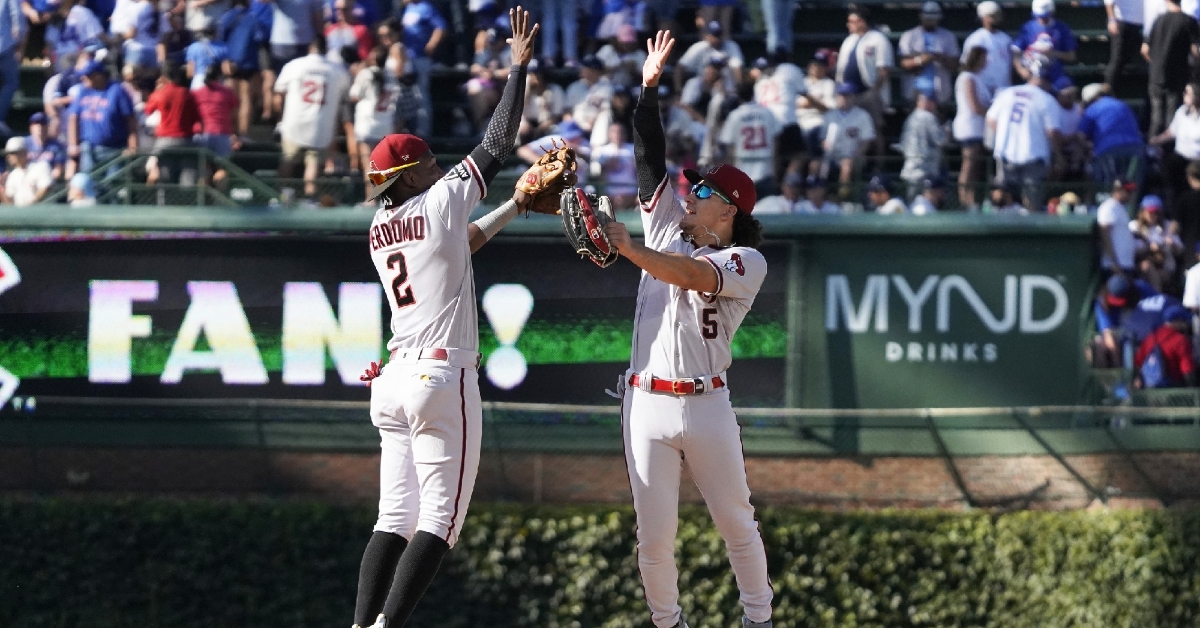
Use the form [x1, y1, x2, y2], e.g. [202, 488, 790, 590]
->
[0, 0, 1197, 217]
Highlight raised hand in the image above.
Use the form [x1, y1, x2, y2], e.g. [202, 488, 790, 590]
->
[507, 6, 540, 67]
[642, 30, 675, 88]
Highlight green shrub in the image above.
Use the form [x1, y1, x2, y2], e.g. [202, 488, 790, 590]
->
[1, 499, 1198, 628]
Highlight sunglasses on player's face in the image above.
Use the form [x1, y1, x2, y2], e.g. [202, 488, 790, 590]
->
[367, 162, 419, 186]
[690, 182, 732, 205]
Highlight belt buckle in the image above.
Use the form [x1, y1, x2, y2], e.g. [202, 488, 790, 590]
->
[670, 379, 690, 395]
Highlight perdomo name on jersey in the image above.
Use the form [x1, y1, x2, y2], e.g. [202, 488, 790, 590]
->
[370, 216, 427, 251]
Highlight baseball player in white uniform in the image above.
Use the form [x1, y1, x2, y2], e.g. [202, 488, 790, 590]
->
[602, 32, 774, 628]
[985, 53, 1063, 211]
[349, 10, 540, 628]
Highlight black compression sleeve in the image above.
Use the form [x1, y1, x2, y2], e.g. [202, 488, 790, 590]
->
[634, 85, 668, 203]
[469, 64, 528, 184]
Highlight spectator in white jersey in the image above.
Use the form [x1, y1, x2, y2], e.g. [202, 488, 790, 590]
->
[754, 171, 805, 214]
[955, 46, 992, 209]
[985, 53, 1062, 211]
[754, 49, 807, 177]
[351, 46, 400, 200]
[274, 34, 351, 199]
[962, 2, 1013, 94]
[897, 88, 946, 196]
[719, 82, 782, 198]
[519, 59, 565, 143]
[798, 174, 841, 213]
[908, 174, 945, 215]
[566, 54, 615, 134]
[591, 122, 638, 209]
[823, 81, 875, 196]
[797, 49, 837, 175]
[1097, 177, 1138, 277]
[867, 175, 908, 214]
[898, 2, 960, 106]
[837, 4, 893, 168]
[674, 20, 744, 91]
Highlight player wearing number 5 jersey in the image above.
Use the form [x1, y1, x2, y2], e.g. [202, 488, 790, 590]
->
[602, 31, 774, 628]
[985, 53, 1062, 211]
[274, 35, 352, 198]
[349, 9, 540, 628]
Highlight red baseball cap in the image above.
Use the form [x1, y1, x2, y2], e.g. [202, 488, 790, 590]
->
[367, 134, 430, 200]
[683, 164, 757, 214]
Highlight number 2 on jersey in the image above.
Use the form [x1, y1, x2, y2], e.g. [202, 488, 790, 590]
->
[701, 308, 718, 339]
[387, 251, 416, 308]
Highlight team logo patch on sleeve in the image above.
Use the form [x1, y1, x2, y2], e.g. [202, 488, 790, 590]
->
[724, 253, 745, 276]
[444, 163, 471, 181]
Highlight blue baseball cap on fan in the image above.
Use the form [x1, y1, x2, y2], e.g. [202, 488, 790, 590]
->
[1164, 305, 1191, 324]
[556, 120, 583, 141]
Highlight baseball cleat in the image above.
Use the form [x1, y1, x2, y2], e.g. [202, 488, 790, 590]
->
[670, 618, 689, 628]
[368, 614, 387, 628]
[742, 617, 773, 628]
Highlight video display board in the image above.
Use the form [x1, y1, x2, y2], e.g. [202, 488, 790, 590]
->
[0, 236, 789, 408]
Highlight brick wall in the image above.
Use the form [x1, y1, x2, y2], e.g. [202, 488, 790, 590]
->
[3, 448, 1197, 509]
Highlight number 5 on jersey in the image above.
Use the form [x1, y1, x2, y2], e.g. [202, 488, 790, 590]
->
[387, 251, 417, 308]
[701, 307, 719, 339]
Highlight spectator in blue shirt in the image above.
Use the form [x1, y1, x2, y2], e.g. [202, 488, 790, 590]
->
[1011, 0, 1077, 84]
[185, 27, 230, 90]
[0, 0, 27, 137]
[1077, 83, 1145, 191]
[67, 61, 138, 178]
[397, 0, 446, 136]
[219, 0, 267, 136]
[1092, 274, 1161, 367]
[26, 112, 66, 180]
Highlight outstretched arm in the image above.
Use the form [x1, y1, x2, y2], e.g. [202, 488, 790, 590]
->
[635, 31, 674, 203]
[468, 6, 539, 185]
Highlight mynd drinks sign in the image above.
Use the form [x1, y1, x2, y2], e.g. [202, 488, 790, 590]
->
[804, 232, 1094, 408]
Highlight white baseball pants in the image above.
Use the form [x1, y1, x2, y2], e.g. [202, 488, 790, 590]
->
[621, 387, 774, 628]
[370, 360, 482, 548]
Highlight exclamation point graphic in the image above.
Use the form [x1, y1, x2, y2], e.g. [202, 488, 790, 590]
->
[482, 284, 534, 390]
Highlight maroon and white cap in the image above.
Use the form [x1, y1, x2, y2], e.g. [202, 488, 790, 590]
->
[367, 134, 430, 200]
[683, 164, 757, 214]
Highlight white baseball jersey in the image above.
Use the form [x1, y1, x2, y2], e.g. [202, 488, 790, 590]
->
[350, 68, 400, 142]
[719, 103, 782, 182]
[754, 63, 806, 126]
[797, 76, 837, 131]
[823, 106, 876, 160]
[623, 175, 774, 628]
[987, 84, 1062, 164]
[633, 177, 768, 380]
[961, 28, 1014, 92]
[369, 156, 486, 352]
[275, 53, 351, 148]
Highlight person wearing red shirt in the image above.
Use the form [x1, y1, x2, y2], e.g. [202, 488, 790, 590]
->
[325, 0, 374, 66]
[144, 63, 201, 185]
[193, 65, 241, 158]
[1134, 305, 1196, 388]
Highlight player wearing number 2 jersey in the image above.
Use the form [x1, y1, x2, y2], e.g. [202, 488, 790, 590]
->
[348, 9, 541, 628]
[603, 32, 774, 628]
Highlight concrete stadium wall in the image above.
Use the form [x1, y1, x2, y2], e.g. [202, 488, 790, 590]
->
[3, 448, 1196, 510]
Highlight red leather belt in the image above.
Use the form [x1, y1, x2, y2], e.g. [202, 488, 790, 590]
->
[629, 373, 725, 395]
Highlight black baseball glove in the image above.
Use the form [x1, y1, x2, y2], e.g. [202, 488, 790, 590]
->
[560, 187, 619, 268]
